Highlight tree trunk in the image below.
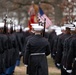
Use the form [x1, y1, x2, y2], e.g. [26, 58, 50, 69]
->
[54, 5, 63, 25]
[53, 0, 63, 25]
[17, 12, 21, 25]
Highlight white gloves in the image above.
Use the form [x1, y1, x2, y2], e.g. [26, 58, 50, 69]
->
[63, 66, 66, 70]
[25, 65, 28, 67]
[67, 70, 72, 73]
[19, 52, 22, 55]
[57, 63, 60, 66]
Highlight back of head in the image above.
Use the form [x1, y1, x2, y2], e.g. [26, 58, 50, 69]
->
[10, 26, 13, 34]
[0, 23, 4, 33]
[69, 26, 76, 34]
[20, 28, 22, 32]
[64, 23, 73, 34]
[3, 25, 7, 34]
[65, 27, 71, 34]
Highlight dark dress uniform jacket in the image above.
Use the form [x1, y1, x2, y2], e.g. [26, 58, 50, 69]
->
[66, 37, 76, 75]
[0, 33, 8, 73]
[55, 33, 71, 64]
[49, 31, 56, 54]
[24, 33, 34, 48]
[24, 34, 50, 75]
[6, 33, 18, 68]
[51, 34, 58, 59]
[44, 32, 50, 41]
[55, 33, 71, 75]
[16, 32, 25, 56]
[23, 33, 34, 74]
[53, 33, 64, 60]
[62, 34, 76, 68]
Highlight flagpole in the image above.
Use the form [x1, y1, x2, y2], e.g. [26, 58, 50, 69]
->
[43, 18, 46, 37]
[38, 19, 40, 25]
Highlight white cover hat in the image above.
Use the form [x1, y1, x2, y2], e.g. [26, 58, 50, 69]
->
[64, 24, 74, 28]
[61, 26, 66, 30]
[31, 23, 39, 27]
[23, 27, 29, 31]
[45, 29, 48, 32]
[15, 25, 20, 30]
[73, 22, 76, 26]
[32, 25, 44, 31]
[0, 23, 4, 28]
[69, 27, 76, 31]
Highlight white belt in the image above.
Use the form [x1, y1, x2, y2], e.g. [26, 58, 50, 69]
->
[30, 53, 45, 55]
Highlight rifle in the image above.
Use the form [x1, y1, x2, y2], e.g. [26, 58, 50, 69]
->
[43, 18, 46, 37]
[3, 15, 7, 33]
